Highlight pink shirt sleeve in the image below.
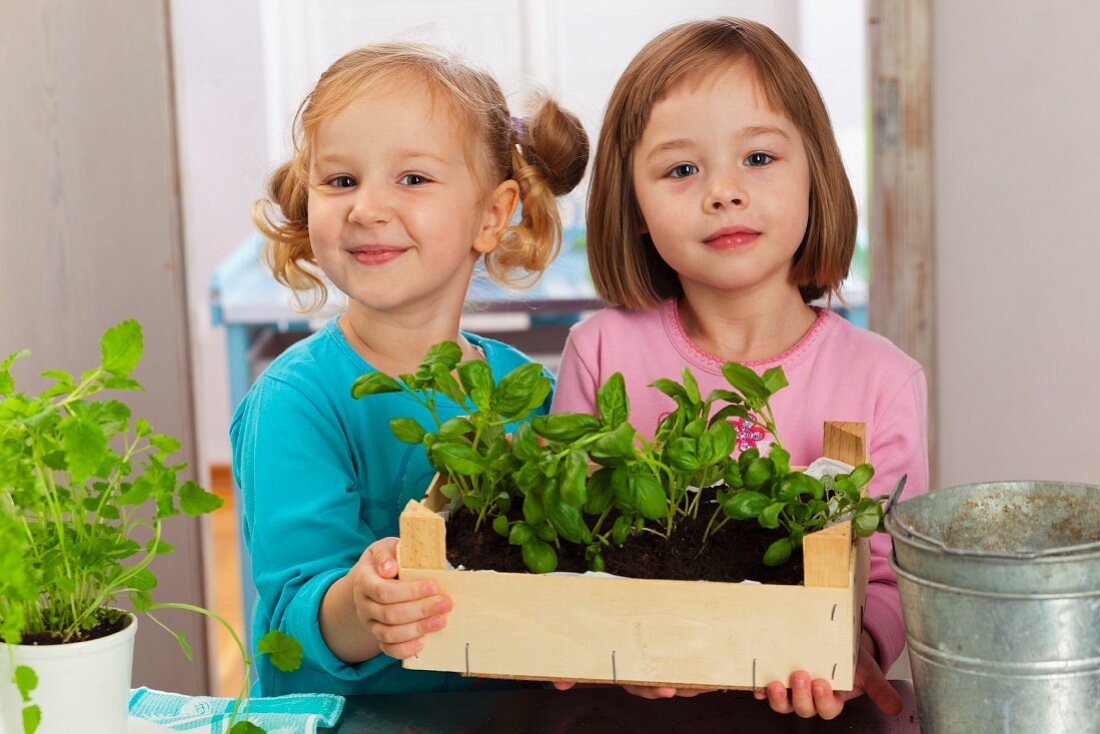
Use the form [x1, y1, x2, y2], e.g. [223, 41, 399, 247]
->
[551, 327, 601, 417]
[862, 368, 929, 671]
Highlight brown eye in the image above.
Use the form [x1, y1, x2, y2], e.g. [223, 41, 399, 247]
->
[667, 163, 698, 179]
[330, 175, 356, 188]
[745, 152, 774, 167]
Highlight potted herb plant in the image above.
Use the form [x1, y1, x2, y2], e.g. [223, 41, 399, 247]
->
[353, 343, 887, 690]
[0, 320, 301, 734]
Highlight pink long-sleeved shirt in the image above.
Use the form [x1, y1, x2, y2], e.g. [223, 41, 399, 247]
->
[551, 300, 929, 671]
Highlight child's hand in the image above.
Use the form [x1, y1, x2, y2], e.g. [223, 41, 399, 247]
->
[340, 537, 453, 660]
[552, 681, 713, 698]
[754, 632, 902, 719]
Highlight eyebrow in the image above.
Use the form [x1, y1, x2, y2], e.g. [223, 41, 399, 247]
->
[312, 149, 453, 167]
[642, 125, 792, 162]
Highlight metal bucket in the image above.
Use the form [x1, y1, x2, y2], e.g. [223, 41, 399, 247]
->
[885, 481, 1100, 733]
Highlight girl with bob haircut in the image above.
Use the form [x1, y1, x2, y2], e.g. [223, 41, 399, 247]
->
[235, 41, 588, 695]
[553, 18, 927, 719]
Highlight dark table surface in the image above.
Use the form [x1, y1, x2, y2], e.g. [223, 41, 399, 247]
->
[324, 680, 920, 734]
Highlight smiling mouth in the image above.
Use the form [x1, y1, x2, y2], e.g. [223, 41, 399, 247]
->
[704, 229, 761, 249]
[347, 246, 407, 265]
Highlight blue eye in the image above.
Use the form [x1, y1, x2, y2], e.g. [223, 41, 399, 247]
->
[746, 152, 774, 167]
[329, 175, 356, 188]
[667, 163, 698, 179]
[400, 174, 429, 186]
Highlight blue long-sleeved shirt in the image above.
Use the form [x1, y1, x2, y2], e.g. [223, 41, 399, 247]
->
[230, 319, 550, 694]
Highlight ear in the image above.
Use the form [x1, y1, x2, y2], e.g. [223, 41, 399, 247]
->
[473, 179, 520, 254]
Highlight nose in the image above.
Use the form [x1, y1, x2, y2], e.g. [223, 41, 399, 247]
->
[348, 184, 391, 225]
[704, 172, 747, 211]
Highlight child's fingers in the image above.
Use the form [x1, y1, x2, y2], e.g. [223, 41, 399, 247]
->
[621, 684, 678, 699]
[763, 680, 794, 713]
[378, 634, 427, 660]
[369, 610, 448, 647]
[362, 591, 452, 628]
[364, 537, 401, 579]
[810, 679, 844, 720]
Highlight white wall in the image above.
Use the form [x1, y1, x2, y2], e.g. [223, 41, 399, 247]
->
[932, 2, 1100, 486]
[171, 0, 269, 475]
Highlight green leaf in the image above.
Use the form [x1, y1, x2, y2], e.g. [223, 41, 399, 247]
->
[588, 553, 606, 573]
[390, 417, 427, 444]
[633, 472, 667, 521]
[135, 417, 152, 437]
[546, 488, 589, 544]
[508, 522, 533, 546]
[521, 539, 557, 573]
[760, 366, 789, 396]
[649, 378, 686, 400]
[590, 422, 636, 462]
[583, 467, 615, 515]
[666, 438, 701, 472]
[129, 568, 158, 591]
[559, 450, 588, 507]
[101, 319, 143, 377]
[492, 514, 510, 537]
[849, 463, 875, 489]
[146, 539, 176, 555]
[776, 473, 821, 502]
[723, 461, 744, 489]
[681, 367, 701, 405]
[14, 665, 37, 701]
[456, 359, 493, 411]
[101, 376, 144, 391]
[710, 404, 750, 424]
[510, 422, 541, 461]
[179, 481, 223, 516]
[229, 721, 265, 734]
[490, 363, 549, 419]
[705, 420, 735, 463]
[769, 446, 791, 476]
[720, 362, 768, 403]
[763, 538, 793, 566]
[429, 443, 487, 476]
[60, 416, 108, 483]
[350, 372, 402, 399]
[530, 413, 602, 443]
[522, 492, 546, 526]
[743, 457, 776, 491]
[430, 362, 467, 405]
[759, 502, 786, 529]
[596, 372, 629, 427]
[611, 514, 632, 546]
[853, 505, 883, 536]
[22, 704, 41, 734]
[438, 482, 459, 500]
[721, 491, 770, 520]
[424, 340, 463, 370]
[148, 433, 182, 456]
[258, 629, 303, 672]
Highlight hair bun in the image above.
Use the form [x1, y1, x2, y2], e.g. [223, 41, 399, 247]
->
[521, 97, 590, 196]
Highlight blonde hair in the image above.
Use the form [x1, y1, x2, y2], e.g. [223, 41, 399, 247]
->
[587, 17, 857, 309]
[253, 42, 589, 309]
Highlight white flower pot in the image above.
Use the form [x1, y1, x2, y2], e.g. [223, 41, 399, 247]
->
[0, 614, 137, 734]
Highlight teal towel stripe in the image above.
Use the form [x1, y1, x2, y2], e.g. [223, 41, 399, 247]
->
[129, 687, 344, 733]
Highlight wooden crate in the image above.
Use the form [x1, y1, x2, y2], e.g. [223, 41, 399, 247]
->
[398, 422, 870, 690]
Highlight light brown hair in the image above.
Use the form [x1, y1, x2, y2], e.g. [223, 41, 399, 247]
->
[252, 42, 589, 309]
[587, 17, 857, 309]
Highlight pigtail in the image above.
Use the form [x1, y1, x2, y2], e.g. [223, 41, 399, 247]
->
[251, 159, 329, 311]
[486, 96, 589, 289]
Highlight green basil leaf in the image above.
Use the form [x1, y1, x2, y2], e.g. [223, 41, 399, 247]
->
[769, 446, 791, 476]
[430, 362, 467, 405]
[491, 363, 547, 419]
[560, 450, 588, 507]
[706, 419, 736, 462]
[456, 359, 494, 411]
[428, 443, 487, 476]
[596, 372, 629, 427]
[424, 341, 462, 370]
[546, 487, 590, 544]
[743, 457, 776, 491]
[720, 362, 768, 403]
[760, 366, 789, 396]
[849, 463, 875, 489]
[521, 539, 557, 573]
[511, 422, 541, 461]
[390, 417, 427, 444]
[681, 367, 701, 405]
[611, 514, 633, 546]
[351, 372, 402, 399]
[721, 490, 770, 520]
[763, 537, 793, 566]
[522, 492, 546, 525]
[583, 467, 615, 515]
[759, 501, 786, 529]
[588, 553, 606, 573]
[723, 461, 744, 489]
[649, 378, 686, 400]
[492, 514, 510, 537]
[633, 472, 667, 521]
[530, 413, 602, 442]
[666, 438, 701, 472]
[508, 522, 533, 546]
[590, 422, 636, 461]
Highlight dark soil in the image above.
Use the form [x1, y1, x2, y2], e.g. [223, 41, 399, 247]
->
[5, 608, 131, 646]
[447, 486, 804, 585]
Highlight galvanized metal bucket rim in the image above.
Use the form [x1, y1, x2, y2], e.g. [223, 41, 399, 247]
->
[886, 480, 1100, 560]
[889, 552, 1100, 600]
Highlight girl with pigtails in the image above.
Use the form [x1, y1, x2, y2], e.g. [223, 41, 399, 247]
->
[233, 41, 588, 695]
